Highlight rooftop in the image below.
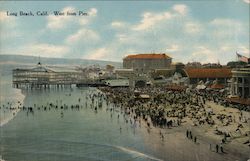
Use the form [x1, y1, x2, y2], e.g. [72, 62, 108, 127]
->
[13, 65, 80, 73]
[210, 83, 225, 89]
[184, 68, 232, 78]
[232, 66, 250, 74]
[124, 53, 171, 59]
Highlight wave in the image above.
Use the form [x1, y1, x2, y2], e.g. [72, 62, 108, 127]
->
[0, 88, 25, 127]
[114, 145, 163, 161]
[46, 139, 163, 161]
[0, 155, 6, 161]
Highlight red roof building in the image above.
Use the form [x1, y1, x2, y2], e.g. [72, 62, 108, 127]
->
[226, 97, 250, 105]
[184, 68, 232, 78]
[123, 53, 172, 73]
[124, 54, 171, 59]
[183, 68, 232, 85]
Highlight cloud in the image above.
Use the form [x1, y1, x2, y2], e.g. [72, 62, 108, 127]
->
[108, 10, 248, 63]
[88, 8, 98, 16]
[173, 4, 188, 15]
[8, 43, 70, 58]
[220, 45, 233, 52]
[1, 3, 247, 65]
[243, 0, 250, 4]
[115, 33, 136, 44]
[109, 6, 248, 64]
[65, 29, 100, 44]
[111, 21, 127, 29]
[131, 4, 189, 31]
[0, 11, 9, 21]
[184, 22, 202, 34]
[165, 44, 180, 53]
[0, 31, 22, 40]
[47, 7, 98, 29]
[210, 18, 239, 26]
[0, 11, 21, 41]
[84, 47, 110, 60]
[237, 46, 250, 55]
[191, 46, 218, 63]
[0, 11, 16, 26]
[47, 7, 76, 29]
[209, 18, 245, 41]
[79, 8, 98, 25]
[132, 11, 173, 31]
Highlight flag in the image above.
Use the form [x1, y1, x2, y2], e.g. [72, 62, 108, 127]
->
[236, 52, 249, 63]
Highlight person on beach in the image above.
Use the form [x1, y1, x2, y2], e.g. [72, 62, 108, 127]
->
[216, 144, 219, 153]
[220, 145, 224, 153]
[194, 136, 197, 143]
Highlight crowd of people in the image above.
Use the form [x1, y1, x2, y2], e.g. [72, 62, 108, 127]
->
[99, 86, 249, 129]
[99, 86, 250, 151]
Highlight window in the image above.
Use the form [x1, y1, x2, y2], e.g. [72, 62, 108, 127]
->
[244, 78, 249, 84]
[238, 77, 243, 83]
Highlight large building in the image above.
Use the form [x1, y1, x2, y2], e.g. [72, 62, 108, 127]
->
[230, 66, 250, 98]
[12, 63, 83, 89]
[183, 68, 232, 85]
[123, 53, 172, 73]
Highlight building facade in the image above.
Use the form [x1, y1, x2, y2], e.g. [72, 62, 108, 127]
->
[115, 69, 135, 78]
[123, 53, 172, 73]
[230, 66, 250, 98]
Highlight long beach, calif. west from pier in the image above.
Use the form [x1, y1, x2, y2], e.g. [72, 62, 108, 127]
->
[0, 0, 250, 161]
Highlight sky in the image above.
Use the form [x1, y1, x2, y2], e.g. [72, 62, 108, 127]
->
[0, 0, 249, 64]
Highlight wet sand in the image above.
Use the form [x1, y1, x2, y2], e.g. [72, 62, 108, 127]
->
[136, 114, 249, 161]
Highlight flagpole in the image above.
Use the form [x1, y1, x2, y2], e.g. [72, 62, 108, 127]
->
[236, 51, 238, 61]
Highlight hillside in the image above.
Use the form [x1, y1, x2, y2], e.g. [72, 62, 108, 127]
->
[0, 55, 122, 75]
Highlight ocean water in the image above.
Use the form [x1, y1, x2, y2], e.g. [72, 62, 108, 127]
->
[0, 75, 163, 161]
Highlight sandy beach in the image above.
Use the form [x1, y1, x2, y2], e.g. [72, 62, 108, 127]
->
[99, 86, 250, 161]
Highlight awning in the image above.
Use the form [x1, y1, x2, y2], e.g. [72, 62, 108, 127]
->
[226, 97, 250, 105]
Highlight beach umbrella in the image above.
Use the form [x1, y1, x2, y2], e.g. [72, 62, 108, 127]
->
[219, 89, 225, 93]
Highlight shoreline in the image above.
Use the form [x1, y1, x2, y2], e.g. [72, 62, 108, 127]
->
[0, 86, 25, 127]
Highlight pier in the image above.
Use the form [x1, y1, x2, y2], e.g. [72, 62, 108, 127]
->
[12, 62, 106, 89]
